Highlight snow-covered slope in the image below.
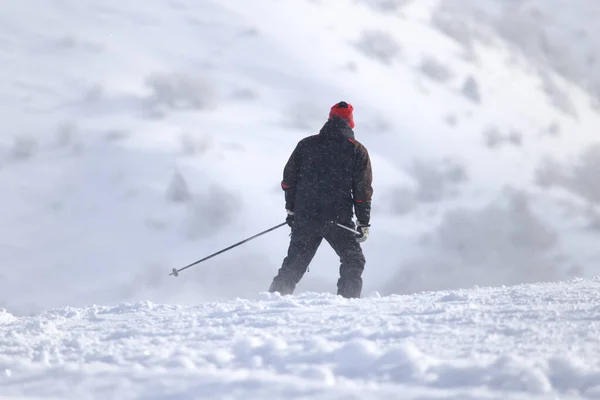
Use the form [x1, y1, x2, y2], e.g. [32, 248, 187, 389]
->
[1, 0, 600, 314]
[1, 278, 600, 399]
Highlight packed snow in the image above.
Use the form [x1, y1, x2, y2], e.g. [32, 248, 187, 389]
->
[1, 278, 600, 399]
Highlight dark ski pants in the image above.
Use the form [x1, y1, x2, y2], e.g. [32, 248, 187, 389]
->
[269, 221, 366, 298]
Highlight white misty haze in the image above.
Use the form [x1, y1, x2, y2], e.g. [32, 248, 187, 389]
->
[1, 0, 600, 315]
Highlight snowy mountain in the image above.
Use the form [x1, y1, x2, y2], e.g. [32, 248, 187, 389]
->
[1, 0, 600, 315]
[1, 278, 600, 399]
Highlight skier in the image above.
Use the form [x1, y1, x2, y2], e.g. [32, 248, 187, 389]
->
[268, 101, 373, 298]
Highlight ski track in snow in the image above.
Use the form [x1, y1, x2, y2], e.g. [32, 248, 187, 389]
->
[1, 279, 600, 399]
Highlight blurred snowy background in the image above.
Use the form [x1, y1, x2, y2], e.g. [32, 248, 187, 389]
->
[1, 0, 600, 315]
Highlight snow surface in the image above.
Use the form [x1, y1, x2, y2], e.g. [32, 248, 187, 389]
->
[1, 278, 600, 399]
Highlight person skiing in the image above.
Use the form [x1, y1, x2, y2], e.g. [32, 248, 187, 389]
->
[268, 101, 373, 298]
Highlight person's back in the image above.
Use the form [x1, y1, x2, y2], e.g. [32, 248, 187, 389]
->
[269, 101, 373, 298]
[289, 116, 370, 226]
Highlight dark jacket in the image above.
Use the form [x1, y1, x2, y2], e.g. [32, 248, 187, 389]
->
[281, 116, 373, 225]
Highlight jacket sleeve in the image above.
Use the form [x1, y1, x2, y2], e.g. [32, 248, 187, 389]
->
[352, 144, 373, 225]
[281, 144, 301, 212]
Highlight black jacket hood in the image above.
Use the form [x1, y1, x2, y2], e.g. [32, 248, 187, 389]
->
[319, 116, 355, 140]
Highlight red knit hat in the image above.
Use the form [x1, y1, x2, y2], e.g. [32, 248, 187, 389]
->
[329, 101, 355, 128]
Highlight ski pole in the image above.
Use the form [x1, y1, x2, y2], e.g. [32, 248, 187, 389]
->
[170, 222, 288, 277]
[334, 222, 361, 235]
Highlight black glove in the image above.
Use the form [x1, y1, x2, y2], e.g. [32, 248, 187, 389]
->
[286, 210, 294, 227]
[355, 222, 369, 243]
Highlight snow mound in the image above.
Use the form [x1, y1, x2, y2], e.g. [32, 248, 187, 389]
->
[0, 309, 17, 325]
[1, 279, 600, 398]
